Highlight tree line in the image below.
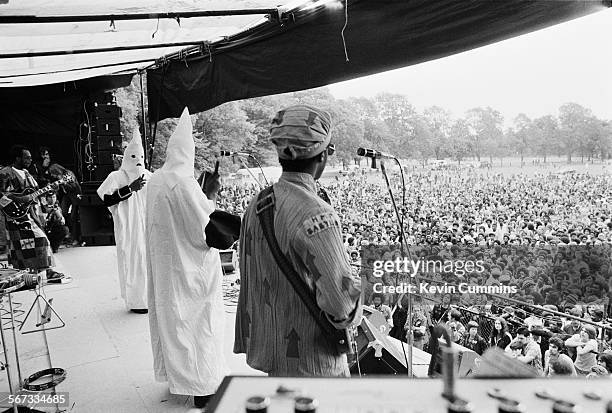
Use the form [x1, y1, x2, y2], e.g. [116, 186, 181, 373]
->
[115, 78, 612, 172]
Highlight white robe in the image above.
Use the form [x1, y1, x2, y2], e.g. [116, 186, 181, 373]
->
[145, 107, 228, 396]
[97, 168, 151, 310]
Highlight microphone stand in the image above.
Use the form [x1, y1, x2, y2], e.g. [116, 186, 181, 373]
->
[378, 157, 413, 377]
[233, 154, 269, 188]
[248, 154, 270, 187]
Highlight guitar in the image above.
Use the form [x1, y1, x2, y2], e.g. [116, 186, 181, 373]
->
[0, 174, 74, 220]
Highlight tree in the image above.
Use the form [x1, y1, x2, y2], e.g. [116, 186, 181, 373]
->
[350, 97, 393, 165]
[582, 117, 612, 162]
[411, 116, 434, 165]
[558, 102, 592, 163]
[193, 102, 255, 174]
[599, 121, 612, 160]
[239, 95, 289, 166]
[531, 115, 559, 163]
[293, 87, 336, 109]
[328, 99, 366, 166]
[422, 106, 451, 159]
[465, 107, 504, 162]
[116, 81, 610, 169]
[114, 76, 143, 144]
[511, 113, 532, 166]
[375, 93, 418, 157]
[149, 117, 178, 170]
[448, 119, 472, 164]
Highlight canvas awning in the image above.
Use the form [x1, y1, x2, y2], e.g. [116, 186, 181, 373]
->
[0, 0, 307, 87]
[1, 0, 609, 114]
[0, 0, 610, 93]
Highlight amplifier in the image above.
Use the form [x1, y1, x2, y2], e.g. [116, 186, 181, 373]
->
[77, 183, 115, 246]
[82, 164, 115, 182]
[94, 104, 122, 119]
[78, 191, 103, 207]
[96, 135, 122, 151]
[93, 150, 115, 165]
[96, 118, 121, 136]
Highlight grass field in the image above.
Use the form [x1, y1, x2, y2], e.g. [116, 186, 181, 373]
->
[466, 157, 611, 176]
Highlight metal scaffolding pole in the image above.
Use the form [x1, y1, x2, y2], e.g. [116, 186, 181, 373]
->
[0, 9, 280, 24]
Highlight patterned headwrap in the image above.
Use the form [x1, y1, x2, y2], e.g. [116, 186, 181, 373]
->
[269, 104, 332, 160]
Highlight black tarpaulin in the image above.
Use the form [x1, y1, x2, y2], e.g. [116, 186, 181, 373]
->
[147, 0, 609, 121]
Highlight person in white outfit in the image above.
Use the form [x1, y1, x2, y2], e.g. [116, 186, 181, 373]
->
[145, 107, 229, 408]
[97, 130, 150, 313]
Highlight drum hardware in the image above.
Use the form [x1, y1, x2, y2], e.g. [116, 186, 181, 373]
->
[0, 269, 27, 296]
[19, 294, 65, 334]
[22, 367, 67, 391]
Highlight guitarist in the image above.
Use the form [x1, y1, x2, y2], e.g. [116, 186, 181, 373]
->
[0, 145, 63, 279]
[234, 105, 362, 377]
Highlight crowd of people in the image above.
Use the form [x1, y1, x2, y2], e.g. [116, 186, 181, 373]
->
[399, 296, 612, 378]
[216, 166, 612, 379]
[219, 168, 612, 248]
[340, 170, 611, 379]
[333, 170, 612, 248]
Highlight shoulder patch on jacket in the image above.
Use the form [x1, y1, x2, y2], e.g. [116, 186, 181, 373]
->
[302, 212, 341, 237]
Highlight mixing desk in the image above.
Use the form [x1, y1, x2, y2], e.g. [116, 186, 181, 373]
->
[209, 376, 612, 413]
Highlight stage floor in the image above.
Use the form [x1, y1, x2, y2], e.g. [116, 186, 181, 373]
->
[1, 246, 262, 413]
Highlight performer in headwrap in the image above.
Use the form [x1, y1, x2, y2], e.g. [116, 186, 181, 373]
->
[145, 108, 228, 408]
[97, 131, 150, 313]
[234, 104, 362, 377]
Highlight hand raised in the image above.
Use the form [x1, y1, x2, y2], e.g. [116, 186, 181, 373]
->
[204, 161, 220, 200]
[129, 175, 147, 192]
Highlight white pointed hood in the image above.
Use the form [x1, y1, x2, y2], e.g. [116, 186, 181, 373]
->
[161, 107, 195, 177]
[121, 129, 146, 180]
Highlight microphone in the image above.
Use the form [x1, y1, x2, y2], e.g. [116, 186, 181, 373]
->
[219, 150, 269, 187]
[356, 147, 396, 160]
[219, 150, 252, 157]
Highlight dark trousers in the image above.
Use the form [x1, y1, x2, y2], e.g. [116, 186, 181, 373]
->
[46, 223, 69, 252]
[60, 193, 80, 241]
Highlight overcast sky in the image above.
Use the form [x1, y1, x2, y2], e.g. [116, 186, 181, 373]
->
[329, 8, 612, 125]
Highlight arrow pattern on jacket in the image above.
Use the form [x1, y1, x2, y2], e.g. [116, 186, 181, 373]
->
[286, 328, 300, 358]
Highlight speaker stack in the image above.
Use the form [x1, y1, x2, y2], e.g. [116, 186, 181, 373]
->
[83, 100, 123, 182]
[78, 96, 122, 246]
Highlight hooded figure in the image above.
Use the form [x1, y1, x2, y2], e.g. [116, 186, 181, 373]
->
[145, 108, 228, 402]
[97, 130, 151, 311]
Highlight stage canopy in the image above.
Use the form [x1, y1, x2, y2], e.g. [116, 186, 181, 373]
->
[0, 0, 304, 87]
[0, 0, 610, 116]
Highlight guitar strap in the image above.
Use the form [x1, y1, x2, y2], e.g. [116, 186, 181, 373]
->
[24, 169, 37, 189]
[22, 169, 44, 227]
[256, 186, 346, 354]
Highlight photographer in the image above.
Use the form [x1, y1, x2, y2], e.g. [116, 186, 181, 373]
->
[41, 191, 68, 253]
